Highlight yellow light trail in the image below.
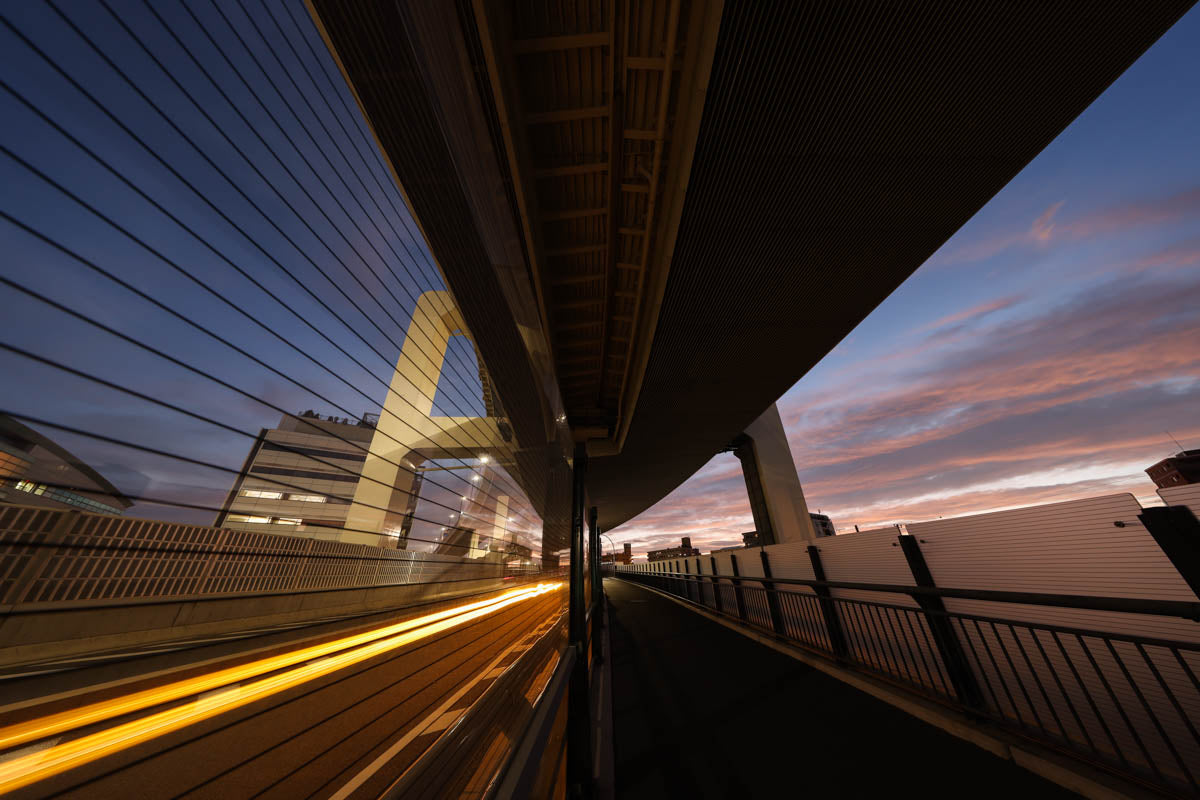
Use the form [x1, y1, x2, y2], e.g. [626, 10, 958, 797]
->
[0, 584, 551, 753]
[0, 582, 562, 795]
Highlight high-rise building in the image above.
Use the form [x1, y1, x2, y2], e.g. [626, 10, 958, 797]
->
[1146, 450, 1200, 489]
[215, 411, 376, 540]
[0, 414, 132, 515]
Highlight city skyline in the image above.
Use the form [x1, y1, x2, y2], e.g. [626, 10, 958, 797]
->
[609, 6, 1200, 555]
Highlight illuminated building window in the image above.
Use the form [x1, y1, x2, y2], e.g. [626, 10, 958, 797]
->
[228, 514, 272, 524]
[287, 494, 327, 503]
[274, 517, 302, 525]
[241, 489, 284, 499]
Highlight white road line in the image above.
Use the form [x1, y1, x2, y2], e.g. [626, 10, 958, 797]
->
[0, 738, 60, 767]
[326, 632, 533, 800]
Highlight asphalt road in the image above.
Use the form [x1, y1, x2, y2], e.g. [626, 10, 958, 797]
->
[0, 584, 565, 799]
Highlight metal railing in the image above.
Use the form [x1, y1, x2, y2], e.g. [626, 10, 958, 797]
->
[615, 567, 1200, 797]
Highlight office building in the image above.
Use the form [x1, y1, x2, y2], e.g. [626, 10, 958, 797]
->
[215, 411, 376, 539]
[647, 536, 701, 562]
[1146, 450, 1200, 489]
[0, 414, 131, 515]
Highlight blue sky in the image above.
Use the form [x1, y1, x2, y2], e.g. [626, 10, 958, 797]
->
[611, 6, 1200, 553]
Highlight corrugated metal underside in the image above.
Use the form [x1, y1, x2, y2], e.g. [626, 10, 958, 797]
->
[586, 0, 1194, 530]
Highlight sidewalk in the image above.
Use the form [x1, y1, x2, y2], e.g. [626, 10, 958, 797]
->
[605, 577, 1078, 799]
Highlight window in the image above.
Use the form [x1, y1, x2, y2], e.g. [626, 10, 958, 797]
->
[242, 489, 284, 499]
[227, 514, 271, 524]
[274, 517, 302, 525]
[287, 494, 327, 503]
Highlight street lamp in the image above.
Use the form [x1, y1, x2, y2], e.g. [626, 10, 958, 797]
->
[603, 533, 619, 570]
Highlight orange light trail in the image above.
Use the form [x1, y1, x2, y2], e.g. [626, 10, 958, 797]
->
[0, 582, 561, 794]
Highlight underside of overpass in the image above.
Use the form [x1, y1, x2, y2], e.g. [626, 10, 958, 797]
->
[310, 0, 1190, 540]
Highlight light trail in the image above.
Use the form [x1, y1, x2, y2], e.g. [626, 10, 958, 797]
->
[0, 585, 550, 752]
[0, 583, 562, 794]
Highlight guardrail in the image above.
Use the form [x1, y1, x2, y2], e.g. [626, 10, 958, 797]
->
[0, 505, 527, 608]
[615, 565, 1200, 797]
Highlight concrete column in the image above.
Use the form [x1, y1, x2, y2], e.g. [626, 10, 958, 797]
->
[735, 403, 816, 544]
[346, 291, 505, 540]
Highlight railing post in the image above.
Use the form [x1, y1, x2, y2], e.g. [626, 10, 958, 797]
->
[709, 556, 723, 614]
[588, 505, 602, 666]
[567, 442, 592, 799]
[1140, 505, 1200, 598]
[896, 535, 984, 709]
[729, 553, 748, 621]
[759, 550, 786, 636]
[806, 545, 849, 660]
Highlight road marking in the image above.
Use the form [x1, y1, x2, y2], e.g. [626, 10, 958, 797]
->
[327, 614, 556, 800]
[0, 584, 561, 795]
[0, 586, 555, 752]
[0, 738, 59, 768]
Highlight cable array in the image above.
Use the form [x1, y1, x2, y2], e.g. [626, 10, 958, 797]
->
[0, 0, 551, 556]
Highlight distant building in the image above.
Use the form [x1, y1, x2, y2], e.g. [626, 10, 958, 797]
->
[215, 411, 376, 539]
[602, 542, 633, 565]
[647, 536, 701, 562]
[740, 531, 761, 547]
[0, 414, 132, 515]
[1146, 450, 1200, 489]
[810, 512, 836, 537]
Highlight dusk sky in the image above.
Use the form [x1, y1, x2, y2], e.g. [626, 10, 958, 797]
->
[610, 6, 1200, 555]
[2, 3, 1197, 561]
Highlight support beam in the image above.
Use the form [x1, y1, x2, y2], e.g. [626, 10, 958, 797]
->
[551, 273, 606, 286]
[806, 545, 849, 659]
[546, 244, 607, 258]
[589, 505, 602, 665]
[527, 105, 609, 124]
[897, 535, 984, 709]
[732, 403, 817, 544]
[535, 162, 609, 178]
[512, 32, 608, 54]
[568, 442, 592, 798]
[543, 206, 609, 221]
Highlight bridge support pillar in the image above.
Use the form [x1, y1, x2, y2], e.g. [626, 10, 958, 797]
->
[731, 403, 816, 545]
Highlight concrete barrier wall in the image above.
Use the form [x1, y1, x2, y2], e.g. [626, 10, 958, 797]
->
[0, 504, 528, 667]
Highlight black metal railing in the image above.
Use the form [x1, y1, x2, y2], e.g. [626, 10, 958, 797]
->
[616, 568, 1200, 797]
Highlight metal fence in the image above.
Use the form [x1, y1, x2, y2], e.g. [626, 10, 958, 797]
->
[614, 565, 1200, 797]
[0, 505, 509, 607]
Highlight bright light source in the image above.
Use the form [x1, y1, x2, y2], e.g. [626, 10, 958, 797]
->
[479, 454, 490, 463]
[472, 476, 481, 482]
[0, 584, 562, 794]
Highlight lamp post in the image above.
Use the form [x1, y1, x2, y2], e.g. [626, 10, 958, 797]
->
[603, 533, 619, 568]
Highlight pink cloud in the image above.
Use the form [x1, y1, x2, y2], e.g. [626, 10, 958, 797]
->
[930, 186, 1200, 268]
[614, 272, 1200, 556]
